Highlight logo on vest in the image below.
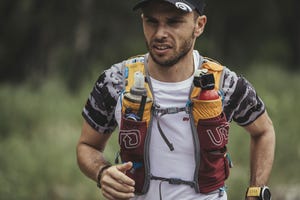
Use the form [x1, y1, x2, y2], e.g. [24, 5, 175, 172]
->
[206, 124, 229, 147]
[119, 130, 141, 149]
[183, 116, 190, 122]
[175, 2, 192, 12]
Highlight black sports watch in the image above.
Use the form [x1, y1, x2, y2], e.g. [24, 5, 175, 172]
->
[246, 186, 271, 200]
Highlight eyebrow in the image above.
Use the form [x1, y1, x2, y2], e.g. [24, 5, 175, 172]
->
[167, 16, 185, 21]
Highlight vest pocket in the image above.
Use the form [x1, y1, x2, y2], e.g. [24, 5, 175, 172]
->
[119, 116, 147, 194]
[122, 93, 152, 123]
[192, 97, 223, 126]
[119, 94, 153, 194]
[198, 149, 230, 193]
[196, 113, 229, 151]
[192, 97, 230, 193]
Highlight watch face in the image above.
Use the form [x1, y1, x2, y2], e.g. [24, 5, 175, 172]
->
[262, 187, 271, 200]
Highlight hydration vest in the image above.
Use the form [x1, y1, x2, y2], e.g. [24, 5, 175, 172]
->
[118, 54, 231, 195]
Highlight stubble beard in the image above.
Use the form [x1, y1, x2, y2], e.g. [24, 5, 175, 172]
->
[147, 29, 196, 67]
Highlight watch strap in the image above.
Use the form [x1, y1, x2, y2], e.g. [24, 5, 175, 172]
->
[246, 187, 261, 197]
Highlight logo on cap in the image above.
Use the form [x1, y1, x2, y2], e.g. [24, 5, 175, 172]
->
[175, 2, 192, 12]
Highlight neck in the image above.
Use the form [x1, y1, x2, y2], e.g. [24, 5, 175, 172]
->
[147, 50, 195, 82]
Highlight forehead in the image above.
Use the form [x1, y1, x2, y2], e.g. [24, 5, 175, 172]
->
[141, 1, 188, 16]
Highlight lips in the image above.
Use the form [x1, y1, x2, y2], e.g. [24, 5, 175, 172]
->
[152, 44, 172, 54]
[154, 45, 170, 50]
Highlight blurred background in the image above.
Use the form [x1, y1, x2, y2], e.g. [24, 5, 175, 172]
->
[0, 0, 299, 199]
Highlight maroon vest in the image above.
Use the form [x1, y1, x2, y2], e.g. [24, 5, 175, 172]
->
[118, 55, 231, 194]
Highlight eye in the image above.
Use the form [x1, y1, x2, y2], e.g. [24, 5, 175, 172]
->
[168, 19, 179, 24]
[145, 17, 158, 25]
[167, 18, 183, 26]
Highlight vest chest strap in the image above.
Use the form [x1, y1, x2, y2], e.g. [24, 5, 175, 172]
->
[150, 174, 196, 188]
[152, 104, 191, 152]
[153, 106, 188, 116]
[152, 101, 192, 116]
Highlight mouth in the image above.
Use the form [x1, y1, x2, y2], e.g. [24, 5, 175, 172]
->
[152, 44, 172, 54]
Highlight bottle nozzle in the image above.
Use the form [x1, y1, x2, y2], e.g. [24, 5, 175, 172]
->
[199, 73, 215, 90]
[133, 71, 145, 89]
[130, 71, 147, 96]
[193, 69, 215, 90]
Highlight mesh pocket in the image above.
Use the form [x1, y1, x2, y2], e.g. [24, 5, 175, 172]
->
[196, 113, 229, 151]
[119, 117, 147, 194]
[192, 97, 223, 126]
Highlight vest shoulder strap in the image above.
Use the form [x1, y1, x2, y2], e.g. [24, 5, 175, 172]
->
[190, 57, 224, 98]
[124, 55, 145, 90]
[123, 55, 224, 98]
[124, 55, 153, 99]
[201, 57, 224, 90]
[202, 57, 223, 71]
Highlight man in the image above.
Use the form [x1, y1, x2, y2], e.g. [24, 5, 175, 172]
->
[77, 0, 275, 199]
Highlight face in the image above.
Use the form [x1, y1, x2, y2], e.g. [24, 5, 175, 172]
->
[141, 1, 206, 67]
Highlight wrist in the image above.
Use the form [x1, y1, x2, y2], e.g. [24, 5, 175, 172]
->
[245, 186, 271, 200]
[96, 164, 112, 188]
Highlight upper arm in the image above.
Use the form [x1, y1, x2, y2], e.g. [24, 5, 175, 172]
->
[81, 62, 124, 134]
[221, 68, 265, 126]
[78, 119, 112, 152]
[243, 111, 274, 137]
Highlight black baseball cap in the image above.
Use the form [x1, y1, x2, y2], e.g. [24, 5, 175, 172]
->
[133, 0, 205, 15]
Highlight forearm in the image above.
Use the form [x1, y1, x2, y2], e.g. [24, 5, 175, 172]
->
[249, 128, 275, 186]
[77, 142, 111, 182]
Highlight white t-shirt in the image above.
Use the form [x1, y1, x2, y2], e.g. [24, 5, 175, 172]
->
[115, 51, 227, 200]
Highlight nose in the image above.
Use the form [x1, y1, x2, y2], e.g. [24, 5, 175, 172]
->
[154, 24, 168, 40]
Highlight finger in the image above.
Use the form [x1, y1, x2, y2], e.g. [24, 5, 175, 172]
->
[102, 173, 135, 193]
[116, 162, 133, 173]
[102, 183, 135, 200]
[109, 164, 135, 187]
[102, 189, 115, 200]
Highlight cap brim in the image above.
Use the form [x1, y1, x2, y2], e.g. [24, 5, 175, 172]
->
[133, 0, 195, 12]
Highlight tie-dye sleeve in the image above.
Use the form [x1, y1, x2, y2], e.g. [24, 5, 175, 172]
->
[82, 62, 125, 134]
[221, 67, 265, 126]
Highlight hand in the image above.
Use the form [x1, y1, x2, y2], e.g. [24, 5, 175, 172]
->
[100, 162, 135, 200]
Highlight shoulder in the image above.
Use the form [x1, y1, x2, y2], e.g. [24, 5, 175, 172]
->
[199, 56, 225, 90]
[202, 57, 224, 72]
[196, 54, 238, 89]
[94, 55, 146, 96]
[124, 54, 145, 65]
[220, 67, 266, 125]
[97, 61, 124, 85]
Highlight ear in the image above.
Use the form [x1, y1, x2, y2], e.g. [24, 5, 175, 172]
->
[194, 15, 207, 37]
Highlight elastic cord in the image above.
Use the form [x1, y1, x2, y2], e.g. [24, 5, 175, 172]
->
[157, 113, 174, 151]
[159, 181, 164, 200]
[153, 106, 188, 151]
